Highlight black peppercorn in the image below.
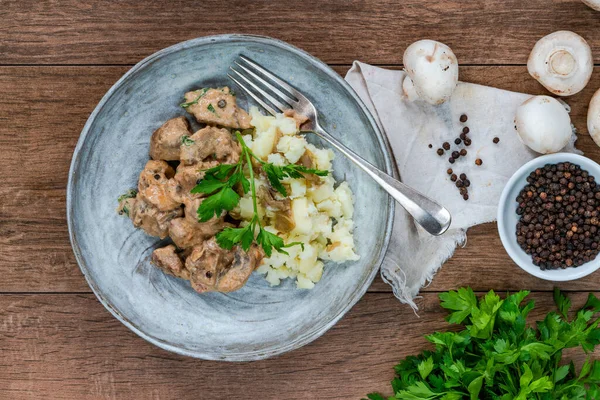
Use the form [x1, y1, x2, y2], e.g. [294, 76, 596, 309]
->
[515, 162, 600, 270]
[443, 142, 451, 150]
[460, 114, 468, 122]
[449, 157, 455, 164]
[475, 158, 482, 166]
[428, 144, 433, 148]
[460, 149, 467, 156]
[452, 151, 460, 159]
[447, 168, 453, 175]
[493, 137, 500, 144]
[460, 173, 466, 180]
[451, 174, 457, 182]
[464, 138, 472, 146]
[455, 138, 462, 145]
[437, 148, 444, 156]
[463, 127, 470, 134]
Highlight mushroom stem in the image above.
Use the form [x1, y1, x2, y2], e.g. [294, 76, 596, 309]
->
[527, 31, 593, 96]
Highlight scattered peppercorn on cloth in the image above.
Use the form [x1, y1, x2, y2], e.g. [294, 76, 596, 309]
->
[345, 61, 581, 310]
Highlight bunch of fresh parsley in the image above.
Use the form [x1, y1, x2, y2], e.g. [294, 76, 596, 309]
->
[191, 131, 327, 257]
[366, 288, 600, 400]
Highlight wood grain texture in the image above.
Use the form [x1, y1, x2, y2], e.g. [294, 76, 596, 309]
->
[0, 292, 596, 400]
[2, 0, 600, 65]
[4, 1, 600, 397]
[2, 65, 600, 293]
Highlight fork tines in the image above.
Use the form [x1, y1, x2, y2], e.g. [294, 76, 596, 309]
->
[228, 56, 305, 117]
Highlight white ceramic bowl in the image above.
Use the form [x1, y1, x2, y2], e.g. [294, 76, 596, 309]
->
[498, 153, 600, 281]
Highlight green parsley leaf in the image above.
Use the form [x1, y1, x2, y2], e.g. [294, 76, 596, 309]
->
[554, 364, 570, 383]
[256, 228, 286, 257]
[191, 176, 228, 195]
[584, 293, 600, 313]
[439, 287, 477, 324]
[216, 224, 254, 251]
[181, 135, 195, 146]
[207, 103, 218, 115]
[263, 163, 329, 197]
[196, 187, 240, 222]
[417, 357, 434, 380]
[554, 287, 572, 319]
[263, 163, 288, 196]
[117, 189, 137, 202]
[467, 375, 483, 400]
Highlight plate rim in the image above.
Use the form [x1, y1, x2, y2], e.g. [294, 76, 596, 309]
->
[66, 33, 395, 361]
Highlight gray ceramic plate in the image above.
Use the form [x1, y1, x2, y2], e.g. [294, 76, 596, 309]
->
[67, 34, 394, 361]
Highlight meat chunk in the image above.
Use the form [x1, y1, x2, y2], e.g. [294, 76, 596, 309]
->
[128, 195, 183, 239]
[168, 196, 231, 249]
[182, 87, 251, 129]
[151, 245, 189, 279]
[137, 160, 180, 211]
[185, 238, 264, 293]
[149, 116, 192, 161]
[179, 126, 240, 166]
[259, 187, 295, 233]
[284, 109, 310, 129]
[166, 164, 207, 203]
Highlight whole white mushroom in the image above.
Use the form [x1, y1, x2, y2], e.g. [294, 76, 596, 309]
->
[581, 0, 600, 11]
[588, 88, 600, 147]
[515, 96, 572, 154]
[527, 31, 593, 96]
[402, 40, 458, 105]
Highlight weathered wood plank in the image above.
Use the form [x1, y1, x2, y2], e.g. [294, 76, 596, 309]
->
[1, 66, 600, 293]
[0, 292, 595, 399]
[1, 0, 600, 65]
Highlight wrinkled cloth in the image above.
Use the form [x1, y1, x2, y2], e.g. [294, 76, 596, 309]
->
[345, 62, 580, 309]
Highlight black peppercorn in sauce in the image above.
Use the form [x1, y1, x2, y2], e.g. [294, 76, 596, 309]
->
[515, 162, 600, 270]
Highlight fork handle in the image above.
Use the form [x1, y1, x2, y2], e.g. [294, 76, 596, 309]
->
[309, 128, 452, 236]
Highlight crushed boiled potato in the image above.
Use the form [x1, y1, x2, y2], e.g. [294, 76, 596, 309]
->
[243, 107, 359, 289]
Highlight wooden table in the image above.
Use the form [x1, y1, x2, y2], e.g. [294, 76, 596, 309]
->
[2, 1, 600, 398]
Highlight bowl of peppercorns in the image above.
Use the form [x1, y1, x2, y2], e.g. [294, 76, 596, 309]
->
[498, 153, 600, 281]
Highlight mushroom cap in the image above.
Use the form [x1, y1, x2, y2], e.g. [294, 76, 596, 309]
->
[527, 31, 593, 96]
[402, 39, 458, 105]
[588, 88, 600, 147]
[581, 0, 600, 11]
[515, 95, 572, 154]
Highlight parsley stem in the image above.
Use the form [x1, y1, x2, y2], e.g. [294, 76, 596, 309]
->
[236, 132, 262, 230]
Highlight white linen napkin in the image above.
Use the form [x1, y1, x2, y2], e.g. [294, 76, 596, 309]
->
[345, 62, 580, 309]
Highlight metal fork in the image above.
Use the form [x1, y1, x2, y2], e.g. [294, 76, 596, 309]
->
[228, 56, 452, 236]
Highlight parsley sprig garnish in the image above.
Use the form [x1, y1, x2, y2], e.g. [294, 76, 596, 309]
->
[192, 132, 325, 256]
[365, 287, 600, 400]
